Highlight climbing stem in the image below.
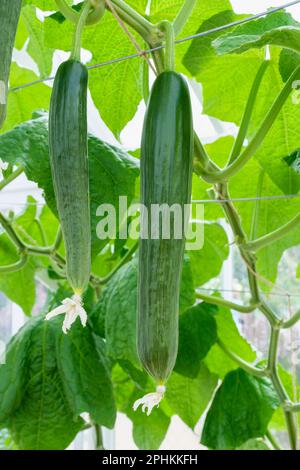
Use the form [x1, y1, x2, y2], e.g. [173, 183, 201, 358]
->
[0, 166, 24, 191]
[159, 21, 175, 72]
[95, 425, 104, 450]
[55, 0, 105, 26]
[173, 0, 197, 37]
[196, 292, 258, 313]
[243, 212, 300, 252]
[203, 65, 300, 183]
[0, 253, 28, 273]
[267, 328, 298, 449]
[55, 0, 78, 23]
[217, 339, 266, 378]
[0, 213, 25, 252]
[71, 0, 92, 61]
[283, 309, 300, 329]
[266, 430, 282, 450]
[94, 242, 138, 285]
[228, 61, 269, 165]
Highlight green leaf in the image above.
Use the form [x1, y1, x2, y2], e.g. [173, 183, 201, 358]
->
[183, 9, 240, 76]
[213, 11, 300, 56]
[201, 369, 279, 450]
[0, 234, 36, 315]
[150, 0, 232, 70]
[57, 324, 116, 429]
[166, 364, 218, 429]
[8, 317, 84, 449]
[23, 0, 56, 8]
[0, 116, 139, 257]
[44, 12, 144, 137]
[229, 159, 300, 287]
[283, 148, 300, 174]
[0, 321, 35, 423]
[279, 49, 300, 82]
[104, 257, 140, 367]
[175, 303, 217, 378]
[204, 303, 256, 378]
[238, 438, 270, 450]
[92, 256, 196, 367]
[22, 5, 54, 77]
[1, 64, 51, 134]
[188, 223, 229, 287]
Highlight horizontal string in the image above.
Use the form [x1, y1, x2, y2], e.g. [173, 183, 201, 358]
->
[1, 193, 300, 206]
[197, 287, 300, 298]
[9, 0, 300, 93]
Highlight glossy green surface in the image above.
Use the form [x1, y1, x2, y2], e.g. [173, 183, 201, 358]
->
[49, 60, 91, 293]
[138, 71, 194, 383]
[0, 0, 22, 128]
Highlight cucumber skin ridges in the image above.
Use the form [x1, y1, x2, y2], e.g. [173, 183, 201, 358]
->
[49, 60, 91, 294]
[138, 71, 194, 383]
[0, 0, 22, 128]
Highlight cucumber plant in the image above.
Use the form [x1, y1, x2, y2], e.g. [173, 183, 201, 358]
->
[0, 0, 300, 451]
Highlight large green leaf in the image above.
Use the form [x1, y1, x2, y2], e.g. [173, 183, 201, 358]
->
[188, 222, 229, 287]
[0, 115, 139, 257]
[175, 303, 217, 378]
[150, 0, 232, 71]
[0, 234, 36, 316]
[92, 256, 196, 368]
[57, 325, 116, 429]
[21, 5, 54, 77]
[0, 321, 35, 423]
[8, 317, 84, 450]
[183, 9, 241, 76]
[44, 10, 144, 137]
[201, 369, 279, 450]
[213, 11, 300, 56]
[204, 303, 256, 379]
[2, 65, 51, 134]
[166, 364, 218, 429]
[230, 159, 300, 287]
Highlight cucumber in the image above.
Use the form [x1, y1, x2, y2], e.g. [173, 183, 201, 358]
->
[49, 60, 91, 295]
[0, 0, 22, 128]
[137, 71, 194, 386]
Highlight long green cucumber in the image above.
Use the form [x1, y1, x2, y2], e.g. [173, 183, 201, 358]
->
[138, 71, 194, 385]
[49, 60, 91, 295]
[0, 0, 22, 128]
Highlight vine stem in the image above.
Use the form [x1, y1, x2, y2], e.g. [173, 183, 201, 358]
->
[196, 292, 258, 313]
[91, 242, 138, 285]
[55, 0, 105, 26]
[283, 309, 300, 329]
[159, 21, 175, 72]
[228, 61, 269, 165]
[105, 0, 156, 74]
[71, 0, 92, 61]
[267, 329, 298, 450]
[243, 212, 300, 252]
[173, 0, 197, 37]
[266, 430, 282, 450]
[203, 65, 300, 183]
[0, 166, 24, 191]
[217, 339, 266, 377]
